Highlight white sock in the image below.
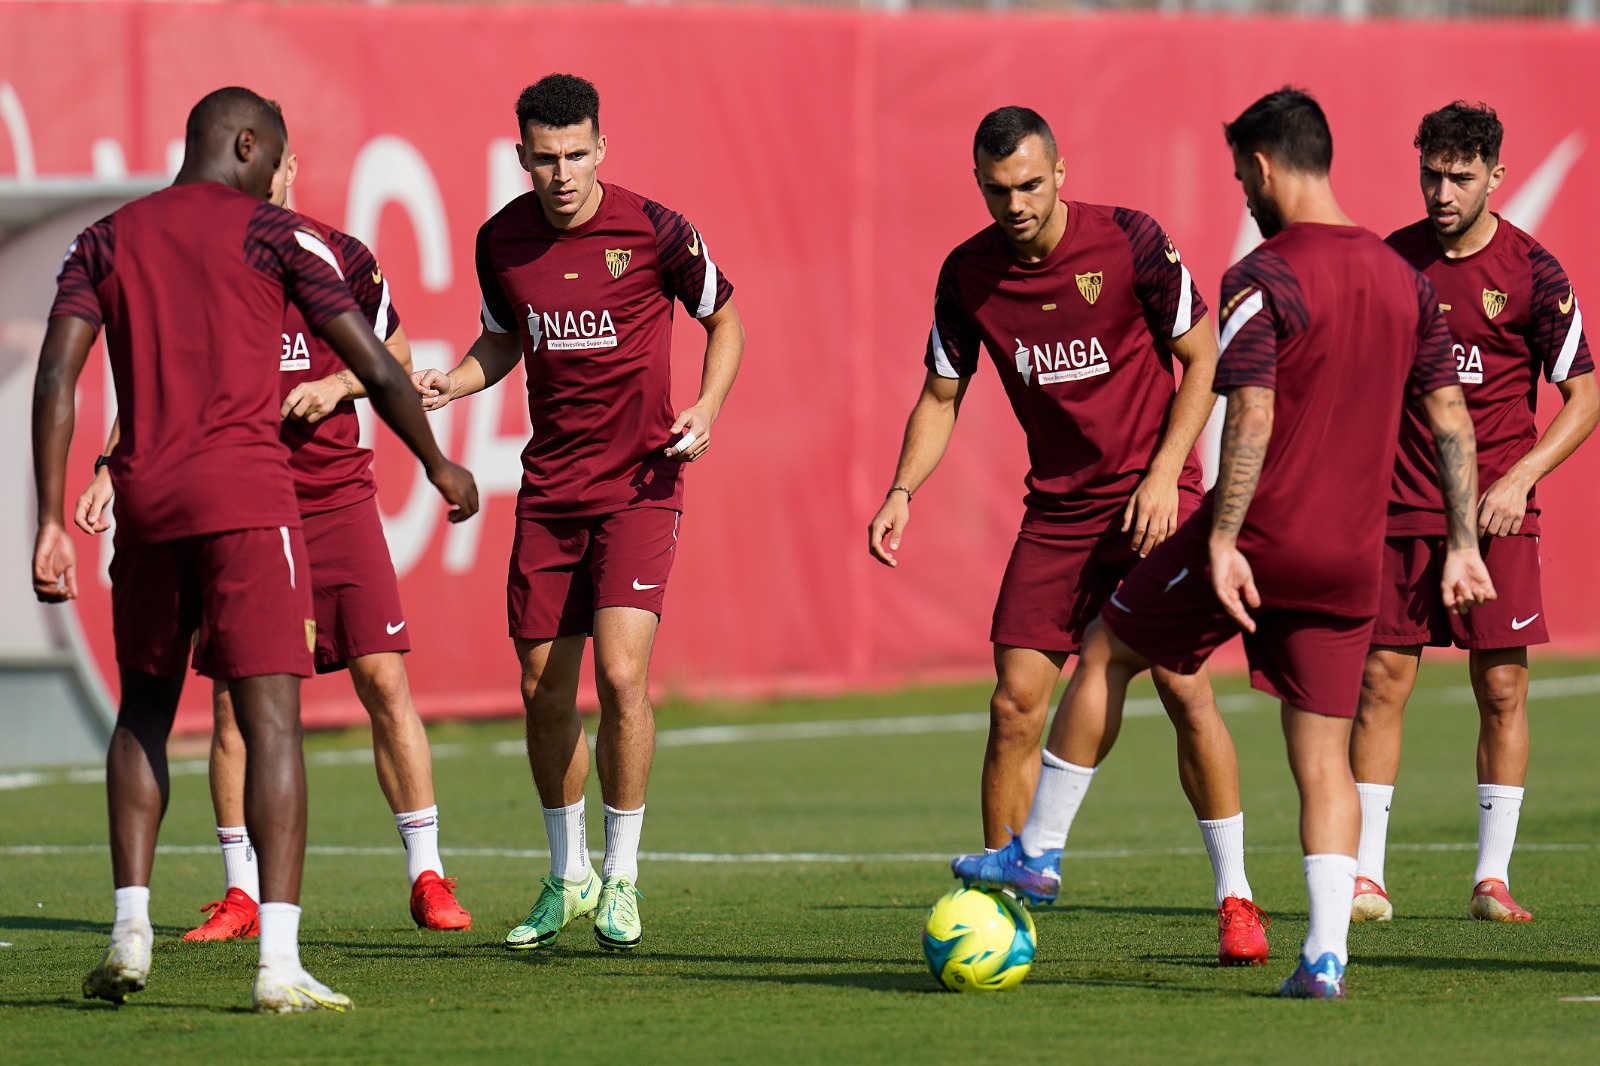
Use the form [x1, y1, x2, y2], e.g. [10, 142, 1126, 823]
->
[257, 901, 302, 972]
[1197, 812, 1253, 906]
[1474, 784, 1525, 887]
[602, 804, 645, 882]
[543, 800, 590, 881]
[112, 885, 150, 942]
[1019, 750, 1096, 858]
[1302, 854, 1358, 965]
[217, 825, 259, 901]
[395, 805, 444, 884]
[1354, 783, 1394, 888]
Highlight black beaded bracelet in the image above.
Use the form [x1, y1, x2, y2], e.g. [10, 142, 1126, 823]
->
[887, 486, 914, 503]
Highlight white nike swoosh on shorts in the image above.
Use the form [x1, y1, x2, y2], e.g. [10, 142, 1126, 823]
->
[386, 621, 407, 635]
[1511, 614, 1540, 631]
[633, 580, 663, 591]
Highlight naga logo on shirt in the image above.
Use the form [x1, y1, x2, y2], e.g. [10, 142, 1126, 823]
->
[281, 332, 311, 371]
[526, 304, 618, 351]
[1482, 288, 1509, 320]
[1453, 343, 1484, 385]
[1013, 335, 1109, 386]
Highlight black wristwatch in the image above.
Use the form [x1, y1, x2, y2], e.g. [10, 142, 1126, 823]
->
[94, 454, 112, 474]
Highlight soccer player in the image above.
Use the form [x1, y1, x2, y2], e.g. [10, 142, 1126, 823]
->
[873, 106, 1268, 965]
[953, 88, 1494, 998]
[1350, 102, 1597, 924]
[412, 74, 743, 952]
[73, 141, 473, 937]
[32, 87, 478, 1013]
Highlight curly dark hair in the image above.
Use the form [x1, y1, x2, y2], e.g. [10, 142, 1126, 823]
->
[1223, 87, 1332, 175]
[516, 74, 600, 135]
[1415, 102, 1503, 167]
[973, 106, 1056, 164]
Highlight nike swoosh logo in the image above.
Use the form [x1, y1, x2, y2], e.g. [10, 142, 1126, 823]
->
[386, 621, 407, 635]
[1511, 614, 1540, 631]
[1163, 567, 1189, 593]
[1109, 592, 1132, 613]
[687, 231, 700, 257]
[580, 884, 593, 899]
[632, 580, 663, 591]
[1481, 802, 1493, 810]
[1558, 288, 1574, 315]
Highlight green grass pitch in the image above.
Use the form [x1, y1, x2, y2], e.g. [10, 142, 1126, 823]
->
[3, 658, 1599, 1063]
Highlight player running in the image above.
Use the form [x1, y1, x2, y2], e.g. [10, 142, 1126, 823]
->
[32, 88, 477, 1013]
[952, 88, 1494, 998]
[873, 106, 1268, 965]
[1350, 102, 1597, 925]
[413, 74, 743, 952]
[73, 139, 474, 938]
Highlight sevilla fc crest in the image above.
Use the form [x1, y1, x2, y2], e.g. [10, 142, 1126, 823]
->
[605, 248, 633, 279]
[1481, 288, 1508, 320]
[1076, 271, 1104, 306]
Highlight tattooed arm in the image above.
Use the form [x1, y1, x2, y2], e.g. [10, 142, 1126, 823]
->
[1208, 385, 1275, 632]
[1418, 385, 1496, 612]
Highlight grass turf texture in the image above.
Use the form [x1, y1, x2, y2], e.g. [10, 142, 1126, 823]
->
[3, 658, 1599, 1063]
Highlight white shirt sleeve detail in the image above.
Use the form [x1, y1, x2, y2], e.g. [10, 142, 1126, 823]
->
[1172, 264, 1194, 338]
[694, 232, 719, 319]
[930, 322, 959, 378]
[294, 230, 344, 280]
[1549, 303, 1583, 383]
[1217, 291, 1265, 354]
[480, 292, 512, 334]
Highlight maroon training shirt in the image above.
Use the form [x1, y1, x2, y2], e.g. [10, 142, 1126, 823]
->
[51, 183, 361, 543]
[1210, 223, 1457, 617]
[1385, 216, 1593, 537]
[476, 182, 733, 518]
[927, 202, 1207, 534]
[278, 218, 401, 516]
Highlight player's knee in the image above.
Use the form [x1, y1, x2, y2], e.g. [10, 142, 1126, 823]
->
[989, 686, 1046, 740]
[356, 666, 413, 725]
[1474, 669, 1526, 722]
[595, 658, 649, 706]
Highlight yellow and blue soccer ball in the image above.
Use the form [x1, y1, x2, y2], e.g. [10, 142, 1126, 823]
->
[921, 886, 1036, 992]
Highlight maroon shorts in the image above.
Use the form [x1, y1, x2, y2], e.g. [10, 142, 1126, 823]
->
[507, 508, 681, 640]
[1100, 519, 1373, 718]
[991, 493, 1203, 654]
[111, 526, 315, 681]
[303, 496, 410, 673]
[1371, 534, 1547, 649]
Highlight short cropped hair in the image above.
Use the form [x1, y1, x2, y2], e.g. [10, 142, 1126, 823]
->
[517, 74, 601, 135]
[186, 87, 285, 144]
[1415, 102, 1503, 168]
[973, 106, 1057, 164]
[1224, 87, 1333, 175]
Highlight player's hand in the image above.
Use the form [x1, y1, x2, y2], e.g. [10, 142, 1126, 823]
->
[33, 522, 78, 602]
[74, 468, 114, 535]
[428, 460, 480, 524]
[665, 405, 713, 462]
[1477, 473, 1531, 538]
[413, 368, 455, 412]
[868, 493, 911, 568]
[1208, 538, 1260, 633]
[1123, 474, 1179, 558]
[281, 375, 352, 424]
[1441, 547, 1496, 615]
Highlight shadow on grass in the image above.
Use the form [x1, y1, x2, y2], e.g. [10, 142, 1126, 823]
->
[1359, 954, 1600, 975]
[0, 995, 240, 1013]
[0, 915, 119, 937]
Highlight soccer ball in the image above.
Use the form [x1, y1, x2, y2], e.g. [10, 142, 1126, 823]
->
[921, 886, 1036, 992]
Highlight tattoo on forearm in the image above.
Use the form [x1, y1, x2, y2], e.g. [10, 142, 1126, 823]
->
[1434, 425, 1479, 550]
[1211, 393, 1271, 539]
[336, 370, 356, 398]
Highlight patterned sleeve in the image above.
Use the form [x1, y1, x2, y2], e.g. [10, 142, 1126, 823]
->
[476, 218, 517, 334]
[642, 199, 733, 319]
[330, 230, 401, 341]
[1526, 244, 1592, 384]
[1409, 272, 1459, 396]
[49, 216, 116, 331]
[925, 249, 980, 378]
[244, 204, 360, 331]
[1112, 208, 1207, 340]
[1214, 252, 1305, 392]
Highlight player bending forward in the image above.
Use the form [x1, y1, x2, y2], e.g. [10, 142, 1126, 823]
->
[33, 88, 476, 1013]
[1350, 102, 1596, 924]
[872, 106, 1268, 964]
[414, 74, 743, 952]
[74, 139, 473, 938]
[954, 88, 1494, 999]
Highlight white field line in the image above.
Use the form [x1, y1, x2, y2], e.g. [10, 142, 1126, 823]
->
[0, 842, 1592, 864]
[4, 671, 1597, 794]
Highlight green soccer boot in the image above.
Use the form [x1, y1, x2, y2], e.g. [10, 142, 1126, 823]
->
[504, 868, 602, 950]
[593, 876, 644, 951]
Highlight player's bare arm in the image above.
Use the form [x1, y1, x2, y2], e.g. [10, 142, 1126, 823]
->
[1478, 372, 1599, 536]
[1125, 315, 1219, 557]
[1419, 385, 1495, 612]
[1208, 384, 1274, 632]
[665, 300, 743, 463]
[283, 325, 414, 423]
[319, 311, 480, 523]
[31, 315, 99, 602]
[868, 371, 969, 567]
[413, 326, 521, 411]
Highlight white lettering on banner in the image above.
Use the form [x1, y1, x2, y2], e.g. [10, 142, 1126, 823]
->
[444, 365, 529, 573]
[91, 139, 126, 179]
[374, 340, 455, 575]
[0, 81, 36, 179]
[487, 139, 528, 214]
[1014, 335, 1109, 385]
[1454, 342, 1484, 385]
[345, 135, 452, 292]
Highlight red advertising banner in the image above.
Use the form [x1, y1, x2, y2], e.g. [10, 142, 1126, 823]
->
[2, 5, 1596, 732]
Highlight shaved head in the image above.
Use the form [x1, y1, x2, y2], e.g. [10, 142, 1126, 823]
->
[177, 87, 286, 199]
